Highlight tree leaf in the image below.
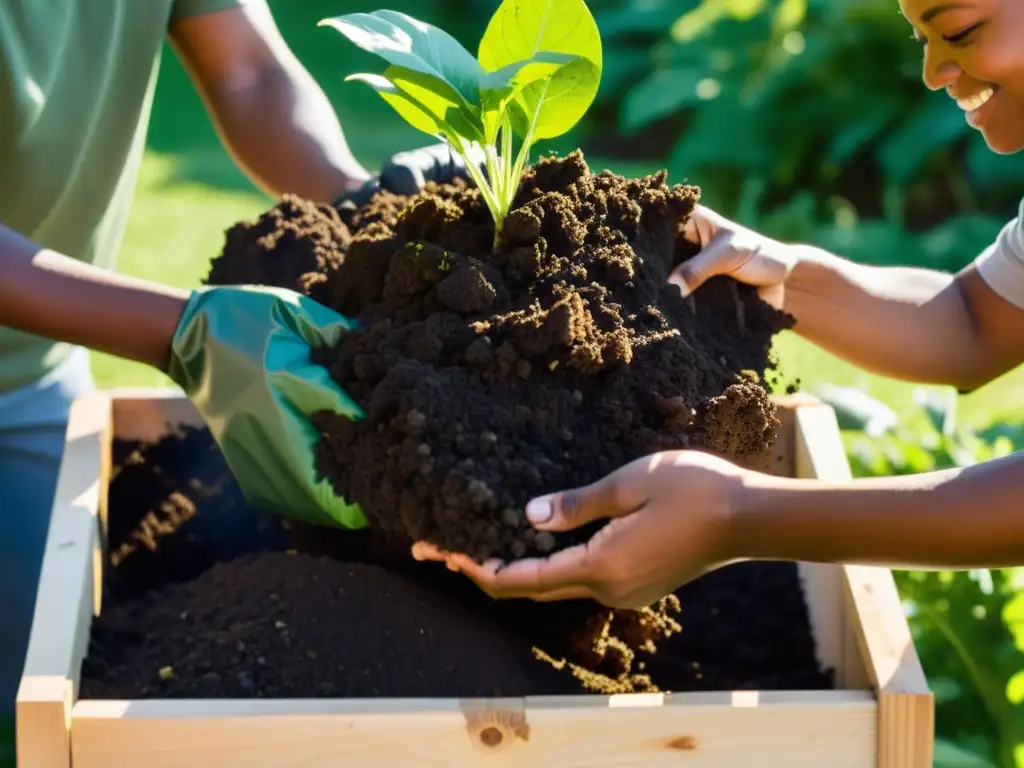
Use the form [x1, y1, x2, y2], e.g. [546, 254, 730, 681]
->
[667, 95, 772, 178]
[478, 0, 603, 141]
[620, 66, 705, 133]
[595, 0, 682, 39]
[877, 95, 970, 184]
[320, 11, 484, 108]
[825, 104, 893, 166]
[965, 131, 1024, 188]
[772, 0, 807, 33]
[595, 47, 651, 102]
[932, 739, 998, 768]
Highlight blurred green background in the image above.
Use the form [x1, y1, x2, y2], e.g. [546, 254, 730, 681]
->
[5, 0, 1024, 766]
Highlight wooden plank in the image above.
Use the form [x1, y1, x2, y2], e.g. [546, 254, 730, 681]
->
[71, 691, 876, 768]
[737, 393, 817, 479]
[109, 387, 202, 441]
[15, 392, 111, 768]
[22, 391, 898, 765]
[793, 403, 934, 767]
[792, 403, 859, 689]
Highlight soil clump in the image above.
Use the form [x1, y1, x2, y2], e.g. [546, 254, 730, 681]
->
[80, 429, 831, 699]
[204, 150, 793, 564]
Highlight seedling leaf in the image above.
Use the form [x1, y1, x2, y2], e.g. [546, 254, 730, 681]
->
[323, 0, 603, 250]
[478, 51, 580, 93]
[320, 12, 484, 107]
[478, 0, 603, 141]
[345, 73, 450, 138]
[386, 66, 486, 144]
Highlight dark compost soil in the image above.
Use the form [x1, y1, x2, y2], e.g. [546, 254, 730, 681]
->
[79, 150, 831, 700]
[81, 427, 830, 699]
[307, 151, 790, 562]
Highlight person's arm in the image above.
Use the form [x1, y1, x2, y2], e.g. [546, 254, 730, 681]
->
[168, 2, 372, 203]
[784, 247, 1024, 392]
[675, 206, 1024, 392]
[0, 226, 187, 370]
[735, 450, 1024, 569]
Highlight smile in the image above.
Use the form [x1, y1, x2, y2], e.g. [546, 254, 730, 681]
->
[956, 87, 996, 112]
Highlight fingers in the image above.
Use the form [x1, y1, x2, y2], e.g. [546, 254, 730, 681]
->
[448, 544, 594, 599]
[669, 230, 740, 298]
[525, 484, 617, 533]
[524, 451, 662, 534]
[680, 203, 716, 245]
[410, 541, 448, 562]
[757, 282, 785, 311]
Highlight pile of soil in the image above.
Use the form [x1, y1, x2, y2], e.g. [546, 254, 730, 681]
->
[206, 150, 792, 563]
[80, 428, 830, 699]
[79, 149, 830, 700]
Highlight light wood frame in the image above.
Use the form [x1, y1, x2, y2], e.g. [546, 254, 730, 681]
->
[16, 389, 934, 767]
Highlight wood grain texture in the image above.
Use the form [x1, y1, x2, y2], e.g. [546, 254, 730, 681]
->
[15, 392, 111, 768]
[18, 391, 934, 766]
[793, 402, 935, 766]
[71, 692, 876, 768]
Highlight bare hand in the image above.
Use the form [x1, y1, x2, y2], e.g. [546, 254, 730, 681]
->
[411, 451, 748, 609]
[673, 205, 797, 310]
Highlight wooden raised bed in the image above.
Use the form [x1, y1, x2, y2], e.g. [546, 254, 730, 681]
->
[16, 388, 933, 767]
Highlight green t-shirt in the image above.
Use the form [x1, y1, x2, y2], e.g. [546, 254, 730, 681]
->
[0, 0, 246, 392]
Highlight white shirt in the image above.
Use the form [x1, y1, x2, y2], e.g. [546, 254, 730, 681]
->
[976, 198, 1024, 309]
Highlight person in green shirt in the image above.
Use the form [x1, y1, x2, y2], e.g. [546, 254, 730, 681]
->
[0, 0, 480, 717]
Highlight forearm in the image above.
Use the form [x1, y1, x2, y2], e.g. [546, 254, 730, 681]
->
[0, 226, 188, 370]
[732, 452, 1024, 569]
[784, 245, 985, 389]
[176, 33, 370, 204]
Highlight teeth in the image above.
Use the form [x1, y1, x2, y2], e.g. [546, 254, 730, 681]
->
[957, 87, 994, 112]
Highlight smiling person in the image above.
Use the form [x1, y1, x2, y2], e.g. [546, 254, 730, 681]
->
[0, 0, 485, 719]
[412, 0, 1024, 608]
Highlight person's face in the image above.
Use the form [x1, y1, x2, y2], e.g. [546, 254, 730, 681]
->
[899, 0, 1024, 154]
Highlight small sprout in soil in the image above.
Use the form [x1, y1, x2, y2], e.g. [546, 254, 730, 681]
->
[319, 0, 603, 249]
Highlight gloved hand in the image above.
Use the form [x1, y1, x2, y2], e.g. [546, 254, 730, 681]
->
[334, 141, 488, 209]
[167, 284, 367, 530]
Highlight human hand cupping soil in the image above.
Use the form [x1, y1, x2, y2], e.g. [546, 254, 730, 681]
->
[672, 205, 797, 310]
[411, 450, 748, 609]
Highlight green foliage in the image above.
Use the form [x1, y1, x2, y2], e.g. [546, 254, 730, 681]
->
[820, 386, 1024, 767]
[320, 0, 603, 245]
[586, 0, 1024, 272]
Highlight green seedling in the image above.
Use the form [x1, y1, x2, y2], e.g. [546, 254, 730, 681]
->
[319, 0, 603, 249]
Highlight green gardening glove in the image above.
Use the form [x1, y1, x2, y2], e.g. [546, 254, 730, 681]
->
[166, 284, 368, 529]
